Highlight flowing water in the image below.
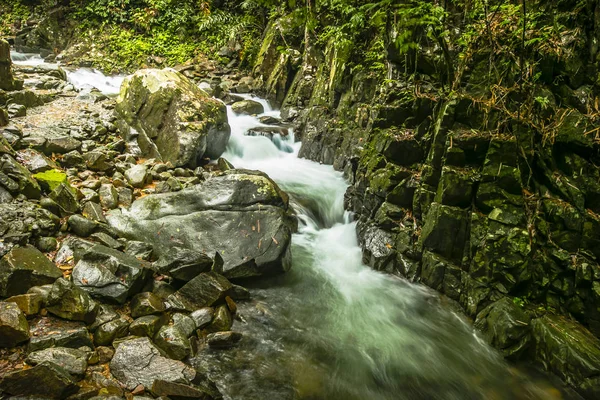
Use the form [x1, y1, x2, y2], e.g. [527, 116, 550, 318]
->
[10, 53, 574, 400]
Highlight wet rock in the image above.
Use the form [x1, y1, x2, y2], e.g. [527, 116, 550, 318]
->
[0, 245, 62, 296]
[72, 244, 152, 304]
[531, 314, 600, 397]
[83, 151, 113, 172]
[0, 153, 41, 199]
[94, 317, 130, 346]
[27, 347, 88, 376]
[231, 99, 264, 115]
[190, 308, 214, 329]
[46, 278, 99, 324]
[82, 201, 107, 223]
[62, 150, 85, 168]
[68, 214, 98, 237]
[110, 337, 197, 390]
[129, 314, 167, 338]
[90, 232, 123, 250]
[5, 292, 44, 315]
[167, 272, 232, 312]
[89, 303, 119, 331]
[116, 68, 231, 167]
[154, 324, 192, 360]
[49, 182, 80, 214]
[35, 236, 58, 252]
[17, 148, 58, 173]
[153, 246, 213, 282]
[173, 313, 196, 337]
[99, 183, 118, 209]
[474, 297, 532, 359]
[0, 361, 79, 398]
[130, 292, 165, 318]
[125, 164, 150, 188]
[7, 103, 26, 118]
[97, 346, 115, 363]
[43, 136, 82, 155]
[206, 331, 242, 348]
[0, 302, 30, 347]
[117, 186, 134, 207]
[124, 241, 154, 260]
[207, 304, 233, 333]
[229, 284, 251, 300]
[107, 172, 294, 279]
[28, 317, 93, 351]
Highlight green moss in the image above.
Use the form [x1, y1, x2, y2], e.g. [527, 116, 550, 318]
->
[33, 169, 70, 193]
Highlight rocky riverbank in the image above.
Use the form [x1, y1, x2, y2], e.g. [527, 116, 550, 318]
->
[0, 37, 298, 398]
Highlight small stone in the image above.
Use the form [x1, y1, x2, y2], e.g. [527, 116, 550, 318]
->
[166, 272, 232, 312]
[206, 331, 242, 348]
[83, 201, 107, 223]
[97, 346, 115, 363]
[110, 337, 196, 390]
[49, 183, 80, 214]
[90, 232, 124, 250]
[130, 292, 165, 318]
[34, 236, 58, 252]
[154, 324, 192, 360]
[124, 241, 154, 260]
[129, 314, 167, 338]
[46, 278, 98, 324]
[99, 183, 118, 209]
[28, 318, 93, 351]
[83, 151, 113, 171]
[44, 136, 82, 155]
[5, 293, 43, 316]
[173, 313, 196, 337]
[190, 307, 213, 329]
[94, 317, 130, 346]
[125, 164, 150, 188]
[207, 304, 232, 333]
[117, 187, 134, 207]
[26, 347, 88, 376]
[0, 302, 30, 347]
[68, 214, 98, 237]
[231, 99, 264, 115]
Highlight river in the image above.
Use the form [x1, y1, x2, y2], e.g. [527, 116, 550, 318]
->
[10, 51, 575, 400]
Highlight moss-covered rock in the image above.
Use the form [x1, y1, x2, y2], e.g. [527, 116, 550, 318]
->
[116, 69, 231, 167]
[33, 169, 69, 193]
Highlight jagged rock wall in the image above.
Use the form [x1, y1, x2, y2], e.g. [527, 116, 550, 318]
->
[252, 2, 600, 397]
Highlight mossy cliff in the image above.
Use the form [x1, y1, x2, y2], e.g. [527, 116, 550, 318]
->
[252, 0, 600, 396]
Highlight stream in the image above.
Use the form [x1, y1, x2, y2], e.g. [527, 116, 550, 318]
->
[10, 52, 575, 400]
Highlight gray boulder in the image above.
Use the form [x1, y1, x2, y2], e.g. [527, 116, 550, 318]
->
[110, 337, 197, 390]
[115, 69, 231, 166]
[72, 244, 152, 304]
[107, 171, 294, 279]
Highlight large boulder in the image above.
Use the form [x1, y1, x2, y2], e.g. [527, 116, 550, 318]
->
[115, 68, 231, 167]
[107, 171, 294, 279]
[0, 245, 63, 297]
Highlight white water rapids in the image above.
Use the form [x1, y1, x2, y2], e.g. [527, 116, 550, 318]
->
[10, 52, 573, 400]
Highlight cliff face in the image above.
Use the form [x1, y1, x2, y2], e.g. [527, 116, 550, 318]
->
[252, 0, 600, 396]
